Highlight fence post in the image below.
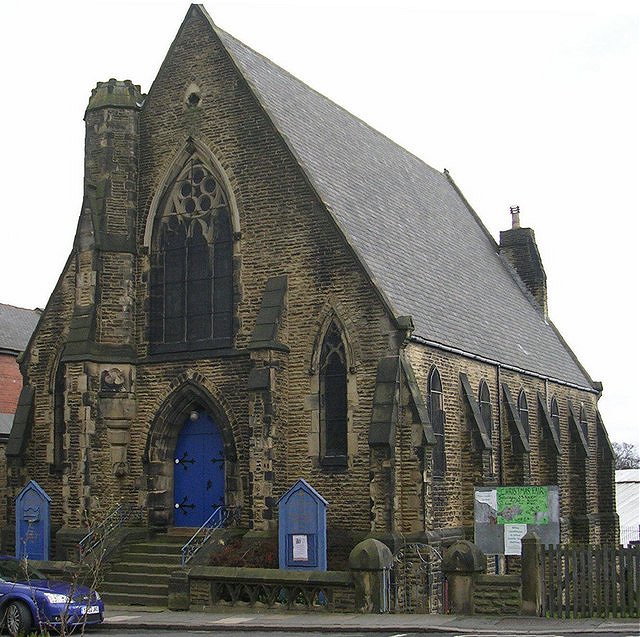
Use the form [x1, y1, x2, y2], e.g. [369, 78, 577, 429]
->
[442, 540, 486, 615]
[521, 531, 542, 616]
[348, 538, 393, 613]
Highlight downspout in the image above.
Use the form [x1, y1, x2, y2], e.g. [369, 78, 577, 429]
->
[497, 365, 504, 485]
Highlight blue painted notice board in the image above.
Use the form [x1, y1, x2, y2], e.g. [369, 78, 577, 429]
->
[15, 480, 51, 561]
[278, 479, 327, 570]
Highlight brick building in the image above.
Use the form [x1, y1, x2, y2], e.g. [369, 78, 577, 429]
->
[5, 5, 617, 557]
[0, 303, 41, 528]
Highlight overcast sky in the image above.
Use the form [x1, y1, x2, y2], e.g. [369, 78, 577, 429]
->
[0, 0, 637, 445]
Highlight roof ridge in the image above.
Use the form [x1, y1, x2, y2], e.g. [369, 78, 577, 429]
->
[0, 303, 41, 314]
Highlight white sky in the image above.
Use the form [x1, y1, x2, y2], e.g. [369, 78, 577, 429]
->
[0, 0, 638, 445]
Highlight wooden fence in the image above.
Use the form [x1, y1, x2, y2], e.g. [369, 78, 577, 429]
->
[540, 544, 639, 618]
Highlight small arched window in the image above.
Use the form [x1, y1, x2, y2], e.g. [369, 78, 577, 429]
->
[579, 405, 589, 443]
[550, 396, 560, 439]
[518, 390, 530, 440]
[428, 367, 446, 479]
[478, 380, 495, 475]
[319, 321, 348, 467]
[150, 159, 233, 352]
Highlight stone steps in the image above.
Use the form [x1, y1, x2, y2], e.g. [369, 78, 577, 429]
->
[101, 533, 186, 607]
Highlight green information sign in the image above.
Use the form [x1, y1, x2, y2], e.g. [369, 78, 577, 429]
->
[496, 486, 549, 525]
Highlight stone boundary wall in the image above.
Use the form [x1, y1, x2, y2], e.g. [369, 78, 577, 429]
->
[172, 565, 355, 612]
[472, 574, 521, 614]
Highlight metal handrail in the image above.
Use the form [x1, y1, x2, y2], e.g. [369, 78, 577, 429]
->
[181, 505, 240, 566]
[78, 503, 143, 557]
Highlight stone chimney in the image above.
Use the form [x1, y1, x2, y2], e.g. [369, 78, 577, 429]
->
[499, 207, 548, 317]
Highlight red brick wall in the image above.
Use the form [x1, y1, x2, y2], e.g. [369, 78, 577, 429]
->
[0, 353, 22, 414]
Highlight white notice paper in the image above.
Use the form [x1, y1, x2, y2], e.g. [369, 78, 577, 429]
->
[475, 489, 497, 510]
[292, 534, 308, 561]
[504, 524, 528, 555]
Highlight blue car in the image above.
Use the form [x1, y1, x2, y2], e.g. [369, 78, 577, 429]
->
[0, 556, 104, 635]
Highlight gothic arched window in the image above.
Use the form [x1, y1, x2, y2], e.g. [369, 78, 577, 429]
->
[518, 389, 530, 440]
[478, 380, 495, 476]
[319, 321, 348, 467]
[150, 159, 233, 352]
[428, 367, 446, 479]
[579, 405, 589, 443]
[550, 396, 560, 440]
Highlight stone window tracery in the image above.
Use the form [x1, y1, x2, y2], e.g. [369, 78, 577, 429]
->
[150, 159, 233, 352]
[319, 321, 348, 467]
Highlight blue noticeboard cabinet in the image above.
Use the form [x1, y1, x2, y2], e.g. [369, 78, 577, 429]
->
[278, 479, 327, 571]
[15, 480, 51, 561]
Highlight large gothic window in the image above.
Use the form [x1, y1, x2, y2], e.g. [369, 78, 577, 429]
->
[150, 160, 233, 352]
[428, 367, 446, 479]
[319, 321, 348, 467]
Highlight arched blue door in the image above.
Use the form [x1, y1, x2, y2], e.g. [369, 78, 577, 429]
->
[173, 412, 225, 527]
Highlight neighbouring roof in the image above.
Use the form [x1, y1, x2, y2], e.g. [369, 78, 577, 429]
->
[0, 413, 13, 438]
[615, 469, 639, 529]
[0, 304, 41, 354]
[192, 8, 593, 388]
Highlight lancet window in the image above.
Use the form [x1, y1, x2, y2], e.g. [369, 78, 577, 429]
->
[319, 321, 348, 466]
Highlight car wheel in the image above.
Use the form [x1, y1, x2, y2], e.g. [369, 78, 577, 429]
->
[4, 601, 32, 637]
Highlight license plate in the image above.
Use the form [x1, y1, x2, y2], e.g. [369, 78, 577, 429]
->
[85, 606, 100, 615]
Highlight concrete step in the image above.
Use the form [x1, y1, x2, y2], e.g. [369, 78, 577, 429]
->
[101, 591, 168, 607]
[103, 571, 171, 585]
[106, 561, 177, 576]
[101, 580, 168, 596]
[118, 551, 181, 564]
[120, 541, 184, 554]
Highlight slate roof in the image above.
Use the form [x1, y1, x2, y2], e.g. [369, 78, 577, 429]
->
[199, 8, 593, 389]
[0, 304, 41, 354]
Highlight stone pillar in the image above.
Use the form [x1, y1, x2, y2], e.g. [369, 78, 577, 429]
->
[348, 538, 393, 613]
[442, 540, 486, 615]
[521, 531, 542, 616]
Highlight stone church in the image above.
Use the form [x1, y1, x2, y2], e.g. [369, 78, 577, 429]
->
[5, 5, 617, 557]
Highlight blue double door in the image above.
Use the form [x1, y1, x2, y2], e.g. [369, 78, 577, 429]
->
[173, 412, 225, 527]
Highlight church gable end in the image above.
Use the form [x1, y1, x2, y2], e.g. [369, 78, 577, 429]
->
[7, 5, 618, 564]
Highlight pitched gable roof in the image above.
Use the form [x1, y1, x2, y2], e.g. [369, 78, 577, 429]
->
[0, 304, 41, 354]
[194, 6, 593, 390]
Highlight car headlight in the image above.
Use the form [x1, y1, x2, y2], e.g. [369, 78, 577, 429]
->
[43, 592, 71, 604]
[94, 592, 101, 601]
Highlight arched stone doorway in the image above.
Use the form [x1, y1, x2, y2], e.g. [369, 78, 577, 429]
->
[174, 410, 225, 526]
[143, 381, 240, 528]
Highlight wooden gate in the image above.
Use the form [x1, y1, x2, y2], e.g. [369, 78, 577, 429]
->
[540, 544, 639, 618]
[390, 543, 445, 613]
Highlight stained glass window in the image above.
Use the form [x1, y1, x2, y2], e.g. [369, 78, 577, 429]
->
[150, 160, 233, 352]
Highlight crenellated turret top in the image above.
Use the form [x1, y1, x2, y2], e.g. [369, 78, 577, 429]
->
[86, 78, 143, 114]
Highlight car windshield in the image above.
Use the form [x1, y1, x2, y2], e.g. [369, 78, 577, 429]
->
[0, 558, 47, 582]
